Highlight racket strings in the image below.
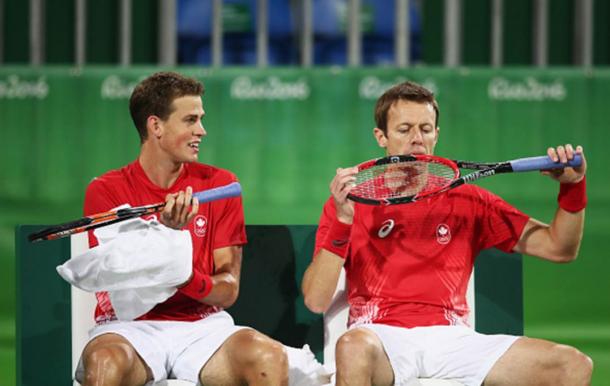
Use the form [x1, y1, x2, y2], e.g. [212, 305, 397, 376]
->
[351, 161, 457, 200]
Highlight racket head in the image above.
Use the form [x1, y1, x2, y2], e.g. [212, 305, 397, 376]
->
[347, 155, 460, 205]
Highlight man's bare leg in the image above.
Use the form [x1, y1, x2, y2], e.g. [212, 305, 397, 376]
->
[81, 333, 151, 386]
[484, 337, 593, 386]
[335, 328, 395, 386]
[200, 329, 289, 386]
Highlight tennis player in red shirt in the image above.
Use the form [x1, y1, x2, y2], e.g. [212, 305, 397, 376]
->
[78, 72, 289, 386]
[302, 81, 592, 386]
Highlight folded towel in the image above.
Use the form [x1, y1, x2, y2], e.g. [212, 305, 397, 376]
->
[57, 213, 192, 320]
[286, 344, 333, 386]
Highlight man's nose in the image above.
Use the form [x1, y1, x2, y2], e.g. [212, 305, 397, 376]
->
[410, 128, 424, 143]
[195, 122, 206, 137]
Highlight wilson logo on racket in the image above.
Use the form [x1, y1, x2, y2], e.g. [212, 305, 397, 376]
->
[463, 169, 496, 182]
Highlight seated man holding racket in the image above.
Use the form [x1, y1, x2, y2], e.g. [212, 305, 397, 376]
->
[77, 71, 305, 386]
[302, 81, 592, 385]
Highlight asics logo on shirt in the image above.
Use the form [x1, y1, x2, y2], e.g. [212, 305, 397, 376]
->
[377, 219, 395, 238]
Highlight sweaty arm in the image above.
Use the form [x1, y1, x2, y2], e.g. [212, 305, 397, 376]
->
[302, 247, 346, 314]
[302, 167, 357, 314]
[174, 177, 247, 308]
[178, 245, 242, 308]
[513, 145, 587, 263]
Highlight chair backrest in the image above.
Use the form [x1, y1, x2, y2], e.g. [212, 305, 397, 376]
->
[70, 233, 97, 379]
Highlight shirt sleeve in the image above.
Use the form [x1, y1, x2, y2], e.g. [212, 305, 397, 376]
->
[476, 188, 530, 253]
[83, 178, 120, 248]
[313, 197, 336, 257]
[211, 175, 247, 250]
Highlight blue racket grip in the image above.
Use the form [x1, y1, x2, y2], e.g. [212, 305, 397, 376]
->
[193, 182, 242, 203]
[510, 154, 582, 172]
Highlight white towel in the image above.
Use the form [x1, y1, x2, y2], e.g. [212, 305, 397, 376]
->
[285, 344, 332, 386]
[57, 212, 192, 320]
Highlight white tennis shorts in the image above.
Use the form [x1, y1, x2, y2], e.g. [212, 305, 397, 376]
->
[355, 323, 519, 386]
[75, 311, 246, 384]
[75, 311, 330, 385]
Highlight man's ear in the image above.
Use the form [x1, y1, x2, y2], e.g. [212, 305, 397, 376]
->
[147, 116, 162, 139]
[434, 126, 440, 147]
[373, 127, 387, 148]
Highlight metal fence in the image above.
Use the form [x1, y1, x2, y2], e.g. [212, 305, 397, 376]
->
[0, 0, 598, 67]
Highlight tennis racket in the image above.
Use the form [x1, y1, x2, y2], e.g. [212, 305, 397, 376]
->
[28, 182, 242, 242]
[347, 154, 582, 205]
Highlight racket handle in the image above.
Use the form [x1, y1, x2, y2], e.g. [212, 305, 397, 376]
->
[510, 154, 582, 172]
[193, 182, 242, 203]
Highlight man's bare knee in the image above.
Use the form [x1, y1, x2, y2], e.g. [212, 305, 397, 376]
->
[335, 328, 393, 386]
[336, 329, 381, 366]
[554, 344, 593, 385]
[229, 330, 289, 385]
[83, 343, 138, 385]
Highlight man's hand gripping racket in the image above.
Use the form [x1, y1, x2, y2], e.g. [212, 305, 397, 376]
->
[28, 182, 242, 242]
[346, 150, 584, 206]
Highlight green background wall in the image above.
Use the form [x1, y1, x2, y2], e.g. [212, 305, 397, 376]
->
[1, 67, 609, 384]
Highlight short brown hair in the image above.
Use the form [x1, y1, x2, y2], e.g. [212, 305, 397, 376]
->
[374, 81, 439, 134]
[129, 72, 204, 143]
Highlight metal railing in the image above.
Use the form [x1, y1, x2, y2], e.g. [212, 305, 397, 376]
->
[8, 0, 597, 68]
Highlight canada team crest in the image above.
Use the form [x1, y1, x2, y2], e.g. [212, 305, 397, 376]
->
[436, 223, 451, 244]
[194, 215, 208, 237]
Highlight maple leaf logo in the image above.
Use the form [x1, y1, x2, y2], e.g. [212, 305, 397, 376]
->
[194, 215, 208, 237]
[436, 223, 451, 244]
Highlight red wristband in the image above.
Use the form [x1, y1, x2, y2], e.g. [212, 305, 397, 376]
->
[321, 220, 352, 259]
[558, 176, 587, 212]
[179, 271, 214, 300]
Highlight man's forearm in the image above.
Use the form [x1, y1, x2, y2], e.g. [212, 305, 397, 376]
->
[302, 250, 345, 313]
[548, 207, 585, 261]
[549, 176, 587, 260]
[178, 270, 239, 308]
[202, 272, 239, 308]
